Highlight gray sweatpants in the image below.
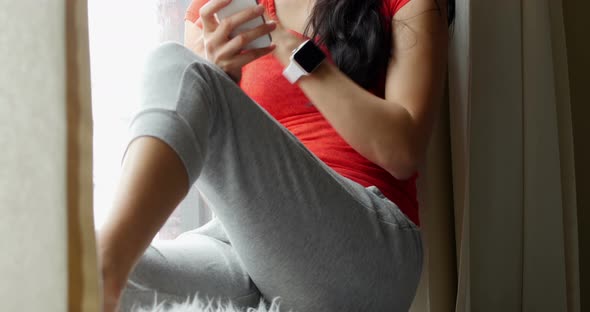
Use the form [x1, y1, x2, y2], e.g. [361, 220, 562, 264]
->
[119, 42, 423, 312]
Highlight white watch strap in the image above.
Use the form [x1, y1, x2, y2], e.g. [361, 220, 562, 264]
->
[283, 61, 308, 84]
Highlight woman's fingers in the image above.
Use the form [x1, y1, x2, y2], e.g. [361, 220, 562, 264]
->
[215, 45, 275, 75]
[184, 20, 205, 57]
[233, 45, 277, 66]
[199, 0, 231, 31]
[216, 21, 276, 59]
[197, 0, 279, 81]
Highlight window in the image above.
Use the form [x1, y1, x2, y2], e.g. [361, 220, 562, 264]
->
[89, 0, 211, 239]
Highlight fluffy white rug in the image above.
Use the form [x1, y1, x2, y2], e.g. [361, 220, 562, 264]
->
[133, 296, 285, 312]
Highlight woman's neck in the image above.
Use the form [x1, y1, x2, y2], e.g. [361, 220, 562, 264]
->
[273, 0, 315, 35]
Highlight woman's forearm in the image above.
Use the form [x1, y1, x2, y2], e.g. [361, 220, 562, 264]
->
[296, 62, 420, 179]
[98, 137, 190, 283]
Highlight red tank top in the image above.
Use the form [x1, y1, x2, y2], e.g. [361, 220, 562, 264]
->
[185, 0, 419, 225]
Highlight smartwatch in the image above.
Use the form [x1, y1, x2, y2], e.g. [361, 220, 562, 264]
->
[282, 39, 327, 84]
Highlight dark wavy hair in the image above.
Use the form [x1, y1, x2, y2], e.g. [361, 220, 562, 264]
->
[303, 0, 456, 90]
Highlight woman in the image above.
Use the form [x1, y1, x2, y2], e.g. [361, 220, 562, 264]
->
[99, 0, 454, 310]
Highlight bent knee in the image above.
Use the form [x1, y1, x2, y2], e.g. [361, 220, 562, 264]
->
[145, 42, 198, 71]
[146, 42, 227, 79]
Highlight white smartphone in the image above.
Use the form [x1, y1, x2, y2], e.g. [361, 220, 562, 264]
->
[214, 0, 272, 50]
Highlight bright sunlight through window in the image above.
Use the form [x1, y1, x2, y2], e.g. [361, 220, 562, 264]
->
[89, 0, 210, 238]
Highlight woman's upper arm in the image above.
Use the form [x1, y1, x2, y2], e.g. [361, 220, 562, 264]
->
[384, 0, 449, 156]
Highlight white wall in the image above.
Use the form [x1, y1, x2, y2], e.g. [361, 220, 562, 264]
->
[0, 2, 68, 310]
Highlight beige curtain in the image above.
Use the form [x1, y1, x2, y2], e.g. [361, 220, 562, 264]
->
[0, 1, 99, 311]
[413, 0, 581, 311]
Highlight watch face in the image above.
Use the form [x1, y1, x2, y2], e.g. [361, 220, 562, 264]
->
[294, 40, 326, 73]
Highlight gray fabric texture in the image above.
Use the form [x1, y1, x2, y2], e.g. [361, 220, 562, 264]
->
[119, 42, 423, 312]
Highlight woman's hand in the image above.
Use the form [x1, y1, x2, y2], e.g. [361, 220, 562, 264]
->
[195, 0, 277, 82]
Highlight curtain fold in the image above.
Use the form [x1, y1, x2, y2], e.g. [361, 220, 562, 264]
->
[416, 0, 580, 310]
[446, 0, 580, 311]
[521, 0, 577, 310]
[447, 0, 471, 310]
[547, 1, 581, 311]
[411, 89, 458, 312]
